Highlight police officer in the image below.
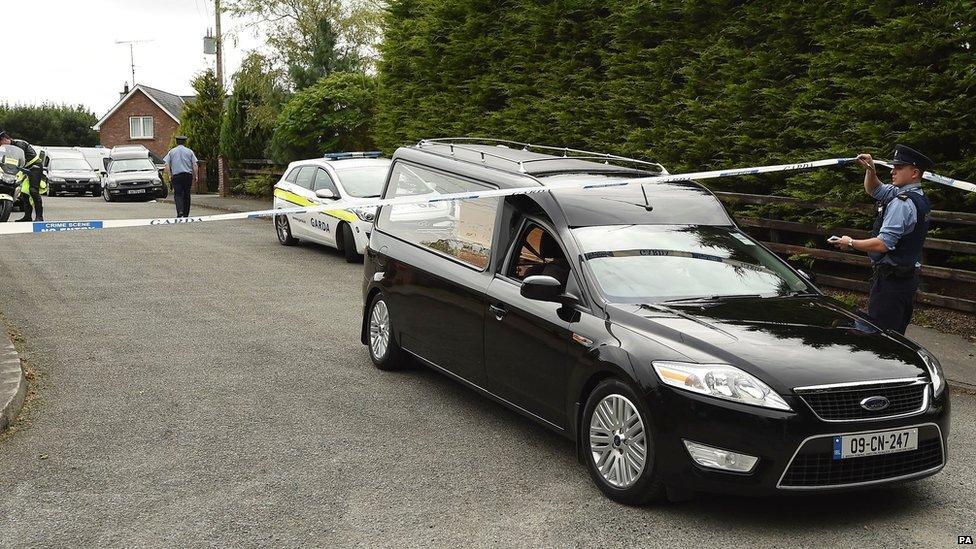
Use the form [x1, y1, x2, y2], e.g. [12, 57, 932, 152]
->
[163, 136, 198, 218]
[0, 129, 44, 222]
[831, 145, 934, 334]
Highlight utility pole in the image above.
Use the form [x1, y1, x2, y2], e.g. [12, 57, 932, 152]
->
[115, 39, 154, 86]
[214, 0, 229, 196]
[215, 0, 223, 90]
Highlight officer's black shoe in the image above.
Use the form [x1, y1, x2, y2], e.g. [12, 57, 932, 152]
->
[14, 217, 32, 222]
[35, 216, 44, 221]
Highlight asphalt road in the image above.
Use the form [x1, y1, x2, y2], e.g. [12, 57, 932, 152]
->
[0, 197, 973, 548]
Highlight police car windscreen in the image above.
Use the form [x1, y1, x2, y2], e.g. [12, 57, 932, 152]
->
[335, 166, 389, 197]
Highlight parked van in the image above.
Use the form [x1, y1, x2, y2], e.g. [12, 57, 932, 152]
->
[102, 146, 167, 202]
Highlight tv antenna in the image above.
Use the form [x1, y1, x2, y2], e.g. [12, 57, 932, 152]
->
[115, 39, 155, 86]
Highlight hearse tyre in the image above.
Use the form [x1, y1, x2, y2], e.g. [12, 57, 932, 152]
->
[584, 378, 665, 505]
[366, 292, 405, 370]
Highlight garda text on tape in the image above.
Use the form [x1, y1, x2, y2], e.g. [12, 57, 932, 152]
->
[1, 156, 972, 236]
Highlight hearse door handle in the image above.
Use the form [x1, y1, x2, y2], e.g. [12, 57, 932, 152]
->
[489, 303, 507, 321]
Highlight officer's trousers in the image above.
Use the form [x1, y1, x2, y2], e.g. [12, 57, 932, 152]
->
[172, 173, 192, 218]
[867, 273, 919, 335]
[19, 169, 43, 221]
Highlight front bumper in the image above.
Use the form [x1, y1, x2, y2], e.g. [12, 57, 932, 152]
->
[649, 385, 949, 497]
[106, 183, 166, 199]
[51, 180, 100, 194]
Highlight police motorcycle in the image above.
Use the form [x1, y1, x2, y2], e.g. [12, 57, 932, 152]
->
[0, 144, 25, 222]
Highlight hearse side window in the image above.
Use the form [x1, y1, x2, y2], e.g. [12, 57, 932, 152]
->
[376, 163, 498, 270]
[509, 224, 571, 288]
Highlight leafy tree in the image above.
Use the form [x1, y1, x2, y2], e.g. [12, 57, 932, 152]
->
[376, 0, 976, 213]
[268, 71, 377, 164]
[289, 16, 360, 90]
[220, 53, 289, 164]
[180, 69, 225, 189]
[0, 104, 99, 146]
[224, 0, 382, 84]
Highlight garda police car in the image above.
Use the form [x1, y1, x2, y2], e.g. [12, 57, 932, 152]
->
[272, 152, 390, 262]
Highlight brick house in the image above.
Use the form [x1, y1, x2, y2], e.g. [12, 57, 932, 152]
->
[92, 84, 193, 161]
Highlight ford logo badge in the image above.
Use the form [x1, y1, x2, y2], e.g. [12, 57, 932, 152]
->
[860, 396, 890, 411]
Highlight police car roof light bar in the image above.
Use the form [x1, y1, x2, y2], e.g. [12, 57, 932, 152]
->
[323, 151, 383, 160]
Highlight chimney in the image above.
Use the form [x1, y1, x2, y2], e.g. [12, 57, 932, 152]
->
[120, 83, 130, 98]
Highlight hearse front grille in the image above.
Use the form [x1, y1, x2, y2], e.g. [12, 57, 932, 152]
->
[796, 379, 927, 422]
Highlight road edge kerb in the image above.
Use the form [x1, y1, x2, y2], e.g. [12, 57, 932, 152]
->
[0, 329, 26, 432]
[159, 196, 271, 215]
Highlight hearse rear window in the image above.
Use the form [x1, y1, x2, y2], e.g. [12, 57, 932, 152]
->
[376, 163, 498, 269]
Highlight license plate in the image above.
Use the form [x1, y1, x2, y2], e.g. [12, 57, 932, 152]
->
[127, 189, 146, 194]
[833, 428, 918, 460]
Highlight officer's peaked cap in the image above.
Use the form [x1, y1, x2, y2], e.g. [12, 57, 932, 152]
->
[892, 144, 934, 171]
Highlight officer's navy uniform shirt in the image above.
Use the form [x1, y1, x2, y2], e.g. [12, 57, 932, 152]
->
[163, 145, 198, 176]
[869, 182, 924, 267]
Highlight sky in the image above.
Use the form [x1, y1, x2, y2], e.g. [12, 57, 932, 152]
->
[1, 0, 266, 118]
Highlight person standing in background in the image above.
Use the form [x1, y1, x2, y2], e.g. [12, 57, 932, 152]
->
[163, 136, 198, 218]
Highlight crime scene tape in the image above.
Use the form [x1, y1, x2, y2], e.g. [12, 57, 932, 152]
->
[0, 156, 972, 236]
[873, 161, 976, 193]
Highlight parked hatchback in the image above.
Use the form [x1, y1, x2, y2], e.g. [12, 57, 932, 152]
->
[272, 152, 391, 262]
[360, 139, 949, 504]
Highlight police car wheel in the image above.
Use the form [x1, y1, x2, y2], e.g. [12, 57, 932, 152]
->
[0, 201, 11, 222]
[275, 214, 297, 246]
[367, 293, 405, 370]
[582, 379, 665, 505]
[341, 223, 362, 263]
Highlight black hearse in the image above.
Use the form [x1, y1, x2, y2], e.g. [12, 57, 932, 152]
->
[360, 139, 949, 504]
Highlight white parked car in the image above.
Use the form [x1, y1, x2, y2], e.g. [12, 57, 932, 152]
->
[272, 152, 391, 262]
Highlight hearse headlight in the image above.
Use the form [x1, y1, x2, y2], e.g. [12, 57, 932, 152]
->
[652, 361, 792, 411]
[107, 181, 119, 188]
[49, 177, 65, 183]
[918, 348, 945, 398]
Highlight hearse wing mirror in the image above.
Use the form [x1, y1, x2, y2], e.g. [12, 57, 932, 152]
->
[521, 275, 564, 303]
[315, 189, 337, 200]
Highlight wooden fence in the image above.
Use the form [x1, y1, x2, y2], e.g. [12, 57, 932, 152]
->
[716, 192, 976, 313]
[230, 159, 976, 313]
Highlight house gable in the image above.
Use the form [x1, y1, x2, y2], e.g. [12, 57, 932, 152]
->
[96, 88, 182, 159]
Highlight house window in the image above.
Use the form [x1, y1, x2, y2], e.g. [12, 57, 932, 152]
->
[129, 116, 154, 139]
